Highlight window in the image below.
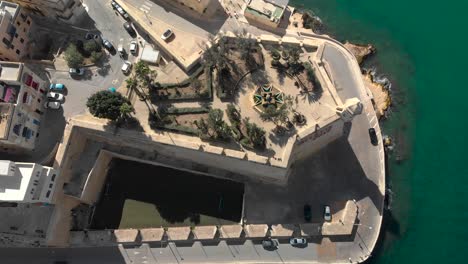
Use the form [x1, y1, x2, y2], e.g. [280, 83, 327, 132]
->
[16, 21, 20, 26]
[33, 119, 40, 126]
[46, 190, 51, 198]
[14, 33, 18, 38]
[20, 13, 27, 21]
[16, 49, 20, 55]
[2, 37, 10, 47]
[20, 38, 24, 43]
[23, 73, 32, 86]
[49, 184, 53, 188]
[51, 174, 56, 182]
[31, 81, 38, 90]
[12, 124, 21, 135]
[26, 20, 31, 25]
[10, 44, 14, 50]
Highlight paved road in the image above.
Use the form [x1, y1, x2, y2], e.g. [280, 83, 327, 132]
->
[322, 43, 385, 262]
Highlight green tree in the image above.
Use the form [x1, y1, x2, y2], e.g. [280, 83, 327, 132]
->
[226, 104, 241, 127]
[119, 103, 134, 119]
[86, 91, 131, 121]
[134, 61, 156, 86]
[206, 108, 231, 140]
[243, 117, 266, 149]
[64, 43, 84, 68]
[202, 34, 230, 70]
[90, 51, 103, 63]
[84, 40, 100, 54]
[260, 104, 289, 125]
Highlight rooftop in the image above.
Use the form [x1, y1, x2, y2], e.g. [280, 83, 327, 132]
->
[0, 62, 22, 82]
[0, 1, 19, 22]
[0, 103, 13, 140]
[246, 0, 286, 23]
[0, 162, 34, 201]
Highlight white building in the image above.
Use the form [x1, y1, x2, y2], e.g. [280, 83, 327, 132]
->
[0, 160, 58, 203]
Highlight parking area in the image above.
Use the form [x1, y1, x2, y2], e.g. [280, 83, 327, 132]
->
[243, 137, 371, 224]
[0, 204, 55, 238]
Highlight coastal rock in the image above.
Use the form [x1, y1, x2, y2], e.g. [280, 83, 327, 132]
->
[344, 42, 376, 65]
[362, 71, 391, 119]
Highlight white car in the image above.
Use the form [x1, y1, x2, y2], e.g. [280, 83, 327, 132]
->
[129, 40, 138, 55]
[289, 237, 307, 247]
[121, 61, 132, 74]
[46, 92, 64, 102]
[44, 101, 61, 109]
[69, 68, 85, 76]
[324, 205, 331, 221]
[161, 29, 173, 41]
[116, 7, 129, 19]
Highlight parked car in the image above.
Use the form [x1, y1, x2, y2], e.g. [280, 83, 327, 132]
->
[123, 22, 136, 37]
[44, 101, 61, 109]
[49, 83, 65, 91]
[161, 29, 173, 41]
[289, 237, 307, 247]
[368, 127, 378, 145]
[129, 40, 138, 54]
[121, 61, 132, 74]
[324, 205, 331, 222]
[262, 239, 278, 250]
[46, 92, 64, 102]
[102, 39, 114, 51]
[303, 204, 312, 222]
[111, 0, 119, 9]
[69, 68, 85, 76]
[116, 7, 129, 19]
[118, 45, 126, 58]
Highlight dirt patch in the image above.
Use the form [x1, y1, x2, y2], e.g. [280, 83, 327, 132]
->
[174, 113, 208, 129]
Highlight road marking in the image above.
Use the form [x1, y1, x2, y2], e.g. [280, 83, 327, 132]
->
[140, 4, 151, 11]
[144, 1, 153, 7]
[112, 79, 118, 85]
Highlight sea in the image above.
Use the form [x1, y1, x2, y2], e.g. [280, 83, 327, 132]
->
[291, 0, 468, 263]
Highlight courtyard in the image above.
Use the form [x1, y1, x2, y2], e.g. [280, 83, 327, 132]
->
[90, 158, 244, 229]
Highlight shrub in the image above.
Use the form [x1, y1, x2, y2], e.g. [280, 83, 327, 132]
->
[90, 51, 103, 63]
[84, 40, 100, 54]
[64, 43, 84, 68]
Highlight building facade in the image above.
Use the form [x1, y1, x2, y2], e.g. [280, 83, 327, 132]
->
[0, 1, 32, 61]
[0, 160, 58, 203]
[6, 0, 85, 24]
[0, 62, 48, 150]
[244, 0, 288, 28]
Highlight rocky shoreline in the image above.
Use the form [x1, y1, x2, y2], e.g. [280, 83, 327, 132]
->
[362, 69, 392, 119]
[343, 42, 376, 65]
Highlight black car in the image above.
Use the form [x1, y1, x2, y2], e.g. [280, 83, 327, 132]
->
[123, 22, 136, 37]
[303, 204, 312, 222]
[369, 127, 378, 145]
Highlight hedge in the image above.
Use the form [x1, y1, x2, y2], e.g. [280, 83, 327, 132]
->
[157, 123, 199, 136]
[165, 106, 211, 115]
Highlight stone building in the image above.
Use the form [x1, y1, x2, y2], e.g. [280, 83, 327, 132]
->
[7, 0, 86, 24]
[244, 0, 289, 28]
[0, 1, 32, 61]
[0, 62, 48, 151]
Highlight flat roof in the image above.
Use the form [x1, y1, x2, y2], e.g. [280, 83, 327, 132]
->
[0, 1, 19, 20]
[0, 62, 22, 82]
[247, 0, 285, 21]
[0, 162, 34, 201]
[0, 103, 13, 140]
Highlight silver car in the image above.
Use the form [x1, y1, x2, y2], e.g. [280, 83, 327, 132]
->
[324, 205, 332, 221]
[289, 237, 307, 247]
[44, 101, 61, 110]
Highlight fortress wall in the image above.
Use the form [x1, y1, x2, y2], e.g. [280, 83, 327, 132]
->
[292, 116, 344, 162]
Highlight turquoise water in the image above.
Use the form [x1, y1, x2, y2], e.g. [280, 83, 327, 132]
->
[291, 0, 468, 263]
